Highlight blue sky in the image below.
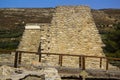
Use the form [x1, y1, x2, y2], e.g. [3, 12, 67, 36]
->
[0, 0, 120, 9]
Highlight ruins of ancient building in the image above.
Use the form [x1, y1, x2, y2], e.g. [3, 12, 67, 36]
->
[17, 6, 107, 69]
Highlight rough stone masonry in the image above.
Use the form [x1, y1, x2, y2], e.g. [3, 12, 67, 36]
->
[17, 6, 108, 69]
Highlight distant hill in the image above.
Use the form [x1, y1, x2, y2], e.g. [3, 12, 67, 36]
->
[92, 9, 120, 27]
[0, 8, 55, 30]
[0, 8, 120, 30]
[92, 9, 120, 34]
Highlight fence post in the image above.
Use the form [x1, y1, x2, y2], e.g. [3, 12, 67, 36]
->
[39, 52, 41, 62]
[82, 56, 85, 70]
[14, 51, 19, 68]
[38, 42, 41, 62]
[106, 59, 109, 70]
[18, 52, 22, 64]
[100, 57, 102, 68]
[79, 56, 82, 68]
[59, 55, 63, 66]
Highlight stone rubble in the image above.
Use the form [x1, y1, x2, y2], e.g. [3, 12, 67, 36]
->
[44, 68, 61, 80]
[0, 65, 15, 76]
[0, 65, 61, 80]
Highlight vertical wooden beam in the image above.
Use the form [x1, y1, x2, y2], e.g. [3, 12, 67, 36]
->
[38, 42, 42, 62]
[79, 56, 82, 68]
[106, 59, 109, 70]
[14, 51, 19, 68]
[18, 52, 22, 64]
[79, 75, 83, 80]
[82, 56, 85, 70]
[39, 52, 42, 62]
[100, 58, 102, 68]
[59, 55, 63, 66]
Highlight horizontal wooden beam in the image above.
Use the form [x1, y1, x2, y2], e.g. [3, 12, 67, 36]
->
[0, 50, 120, 61]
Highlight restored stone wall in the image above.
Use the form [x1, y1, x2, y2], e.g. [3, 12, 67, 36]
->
[17, 23, 51, 64]
[48, 6, 104, 56]
[17, 6, 110, 69]
[42, 6, 107, 69]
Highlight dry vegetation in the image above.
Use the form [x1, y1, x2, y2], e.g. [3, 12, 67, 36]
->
[0, 8, 120, 57]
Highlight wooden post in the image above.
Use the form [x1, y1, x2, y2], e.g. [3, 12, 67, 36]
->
[18, 52, 22, 64]
[38, 42, 41, 62]
[59, 55, 63, 66]
[106, 59, 109, 70]
[82, 56, 85, 70]
[14, 51, 19, 68]
[100, 58, 102, 68]
[79, 56, 82, 68]
[39, 52, 41, 62]
[79, 75, 83, 80]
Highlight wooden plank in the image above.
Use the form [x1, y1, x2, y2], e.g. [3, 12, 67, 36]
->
[39, 53, 42, 62]
[1, 50, 119, 61]
[79, 56, 82, 68]
[106, 59, 109, 70]
[59, 55, 63, 66]
[82, 56, 85, 70]
[18, 52, 22, 64]
[100, 58, 102, 68]
[38, 42, 42, 62]
[14, 51, 19, 68]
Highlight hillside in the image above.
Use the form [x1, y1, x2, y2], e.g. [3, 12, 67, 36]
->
[0, 8, 55, 50]
[0, 8, 120, 29]
[0, 8, 120, 57]
[0, 8, 55, 29]
[92, 9, 120, 33]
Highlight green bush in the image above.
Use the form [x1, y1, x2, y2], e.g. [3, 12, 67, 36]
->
[0, 40, 19, 50]
[0, 29, 24, 38]
[103, 23, 120, 58]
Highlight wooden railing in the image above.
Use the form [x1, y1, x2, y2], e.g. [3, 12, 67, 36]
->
[0, 50, 120, 70]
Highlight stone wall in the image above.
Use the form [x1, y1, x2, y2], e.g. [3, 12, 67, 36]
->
[17, 6, 109, 69]
[17, 23, 51, 64]
[17, 24, 41, 52]
[42, 6, 107, 69]
[48, 6, 105, 56]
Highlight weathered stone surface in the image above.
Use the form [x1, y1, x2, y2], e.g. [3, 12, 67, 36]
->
[17, 29, 41, 52]
[0, 65, 61, 80]
[44, 68, 61, 80]
[0, 65, 15, 76]
[49, 6, 104, 56]
[17, 6, 116, 70]
[44, 6, 106, 69]
[0, 52, 15, 66]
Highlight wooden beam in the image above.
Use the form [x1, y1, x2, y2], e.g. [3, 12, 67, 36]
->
[38, 42, 42, 62]
[82, 56, 85, 70]
[79, 56, 82, 68]
[14, 51, 19, 68]
[100, 58, 102, 68]
[59, 55, 63, 66]
[18, 52, 22, 64]
[106, 59, 109, 70]
[39, 53, 41, 62]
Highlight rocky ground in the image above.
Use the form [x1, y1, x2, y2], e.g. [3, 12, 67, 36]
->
[0, 64, 61, 80]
